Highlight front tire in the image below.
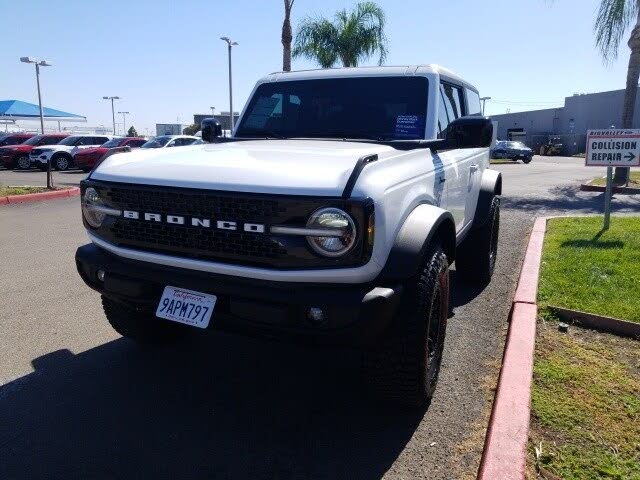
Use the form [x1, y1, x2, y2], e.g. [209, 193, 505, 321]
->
[53, 154, 71, 171]
[456, 197, 500, 284]
[363, 247, 450, 408]
[15, 155, 31, 170]
[102, 296, 190, 345]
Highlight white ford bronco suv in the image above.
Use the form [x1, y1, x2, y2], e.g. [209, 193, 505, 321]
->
[76, 65, 501, 407]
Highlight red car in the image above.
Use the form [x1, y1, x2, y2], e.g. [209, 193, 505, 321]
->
[0, 133, 68, 170]
[73, 137, 147, 172]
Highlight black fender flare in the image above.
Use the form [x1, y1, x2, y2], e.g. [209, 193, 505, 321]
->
[473, 169, 502, 228]
[378, 204, 456, 282]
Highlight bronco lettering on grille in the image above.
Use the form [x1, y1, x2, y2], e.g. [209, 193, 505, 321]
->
[122, 210, 265, 233]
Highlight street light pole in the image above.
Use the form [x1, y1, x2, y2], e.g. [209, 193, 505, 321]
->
[480, 96, 491, 116]
[21, 56, 53, 188]
[102, 96, 120, 134]
[118, 111, 130, 135]
[210, 106, 215, 118]
[220, 36, 238, 131]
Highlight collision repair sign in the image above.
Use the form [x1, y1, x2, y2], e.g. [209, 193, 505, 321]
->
[585, 129, 640, 167]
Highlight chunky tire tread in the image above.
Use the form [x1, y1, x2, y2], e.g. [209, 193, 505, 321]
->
[102, 296, 189, 345]
[363, 247, 449, 408]
[456, 197, 500, 285]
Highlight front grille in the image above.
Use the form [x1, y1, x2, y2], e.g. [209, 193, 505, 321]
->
[89, 181, 370, 269]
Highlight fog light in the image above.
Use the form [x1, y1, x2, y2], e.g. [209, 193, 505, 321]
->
[307, 307, 326, 324]
[97, 269, 105, 282]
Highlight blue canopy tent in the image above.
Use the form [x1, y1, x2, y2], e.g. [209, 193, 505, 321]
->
[0, 99, 86, 130]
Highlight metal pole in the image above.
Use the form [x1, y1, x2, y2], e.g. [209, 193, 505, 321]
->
[228, 43, 234, 131]
[604, 166, 613, 230]
[35, 63, 53, 189]
[121, 112, 126, 135]
[111, 98, 116, 135]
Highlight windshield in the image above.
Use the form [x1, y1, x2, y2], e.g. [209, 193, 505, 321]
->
[58, 136, 82, 146]
[102, 138, 125, 148]
[24, 135, 45, 146]
[0, 136, 29, 146]
[141, 136, 172, 148]
[236, 76, 429, 141]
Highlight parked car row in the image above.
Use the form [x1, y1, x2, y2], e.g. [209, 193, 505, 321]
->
[0, 133, 202, 171]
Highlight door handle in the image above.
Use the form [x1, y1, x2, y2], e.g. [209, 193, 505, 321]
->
[438, 176, 446, 184]
[470, 164, 479, 172]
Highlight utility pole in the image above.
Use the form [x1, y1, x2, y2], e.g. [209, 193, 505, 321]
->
[480, 96, 491, 115]
[102, 96, 120, 134]
[220, 36, 238, 131]
[118, 111, 130, 135]
[21, 56, 53, 189]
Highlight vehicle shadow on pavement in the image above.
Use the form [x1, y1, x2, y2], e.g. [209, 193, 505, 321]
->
[0, 333, 426, 479]
[502, 185, 639, 213]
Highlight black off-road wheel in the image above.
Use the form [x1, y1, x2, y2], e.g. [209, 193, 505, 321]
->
[456, 197, 500, 284]
[523, 157, 532, 164]
[363, 247, 450, 409]
[102, 296, 190, 345]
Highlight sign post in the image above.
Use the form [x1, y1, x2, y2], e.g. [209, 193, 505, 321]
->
[585, 129, 640, 230]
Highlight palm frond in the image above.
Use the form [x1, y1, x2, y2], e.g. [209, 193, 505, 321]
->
[293, 17, 339, 68]
[293, 1, 388, 68]
[594, 0, 639, 60]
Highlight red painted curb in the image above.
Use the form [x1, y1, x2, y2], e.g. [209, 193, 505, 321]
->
[477, 303, 537, 480]
[512, 217, 547, 305]
[478, 217, 548, 480]
[1, 187, 80, 205]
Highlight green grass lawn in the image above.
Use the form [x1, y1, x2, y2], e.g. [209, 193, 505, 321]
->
[538, 217, 640, 323]
[530, 323, 640, 480]
[589, 170, 640, 187]
[0, 186, 49, 196]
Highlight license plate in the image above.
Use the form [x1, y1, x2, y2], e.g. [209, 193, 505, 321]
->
[155, 286, 216, 328]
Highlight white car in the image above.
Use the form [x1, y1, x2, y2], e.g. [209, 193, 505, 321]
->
[140, 135, 202, 149]
[30, 134, 114, 171]
[76, 65, 500, 408]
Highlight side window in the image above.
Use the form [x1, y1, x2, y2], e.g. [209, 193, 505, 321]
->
[166, 139, 177, 147]
[441, 83, 465, 120]
[128, 139, 146, 148]
[437, 89, 450, 139]
[75, 137, 89, 146]
[466, 88, 482, 116]
[95, 137, 109, 145]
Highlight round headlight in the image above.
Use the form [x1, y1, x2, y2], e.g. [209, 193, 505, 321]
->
[82, 187, 107, 228]
[306, 207, 356, 257]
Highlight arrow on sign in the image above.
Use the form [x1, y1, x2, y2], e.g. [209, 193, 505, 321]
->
[624, 152, 635, 161]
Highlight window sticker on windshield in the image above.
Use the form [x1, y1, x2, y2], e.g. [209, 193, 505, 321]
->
[395, 115, 424, 139]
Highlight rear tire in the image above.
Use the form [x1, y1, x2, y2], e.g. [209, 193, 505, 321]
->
[102, 296, 190, 345]
[363, 247, 450, 409]
[456, 197, 500, 285]
[15, 155, 31, 170]
[523, 157, 532, 164]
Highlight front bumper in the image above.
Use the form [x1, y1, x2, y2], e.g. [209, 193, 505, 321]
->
[76, 243, 403, 347]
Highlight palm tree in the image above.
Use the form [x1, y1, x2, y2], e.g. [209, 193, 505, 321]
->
[293, 1, 387, 68]
[282, 0, 295, 71]
[595, 0, 640, 183]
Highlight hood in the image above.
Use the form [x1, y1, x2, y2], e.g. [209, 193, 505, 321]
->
[90, 140, 396, 196]
[76, 147, 108, 156]
[0, 144, 32, 153]
[46, 145, 74, 152]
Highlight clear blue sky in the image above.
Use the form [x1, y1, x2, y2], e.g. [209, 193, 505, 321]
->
[0, 0, 633, 134]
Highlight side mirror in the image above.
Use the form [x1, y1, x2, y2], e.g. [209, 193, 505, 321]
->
[201, 118, 223, 143]
[446, 116, 493, 149]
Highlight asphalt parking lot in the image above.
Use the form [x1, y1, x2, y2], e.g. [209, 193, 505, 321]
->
[0, 156, 638, 479]
[0, 167, 86, 188]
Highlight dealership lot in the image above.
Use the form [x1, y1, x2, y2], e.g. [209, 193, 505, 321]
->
[0, 157, 638, 479]
[0, 167, 86, 188]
